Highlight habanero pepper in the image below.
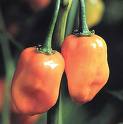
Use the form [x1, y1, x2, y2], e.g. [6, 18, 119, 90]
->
[11, 0, 64, 115]
[61, 0, 109, 103]
[61, 34, 109, 103]
[11, 47, 64, 115]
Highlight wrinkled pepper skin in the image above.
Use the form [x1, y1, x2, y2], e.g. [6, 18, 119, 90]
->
[61, 34, 109, 103]
[11, 47, 64, 115]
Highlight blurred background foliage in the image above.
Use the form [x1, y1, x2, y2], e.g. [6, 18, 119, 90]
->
[0, 0, 123, 124]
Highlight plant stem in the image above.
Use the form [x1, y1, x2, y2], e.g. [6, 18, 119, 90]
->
[38, 0, 60, 54]
[47, 1, 72, 124]
[53, 0, 72, 48]
[47, 94, 62, 124]
[79, 0, 92, 35]
[0, 9, 15, 124]
[62, 0, 69, 6]
[1, 38, 15, 124]
[65, 0, 79, 36]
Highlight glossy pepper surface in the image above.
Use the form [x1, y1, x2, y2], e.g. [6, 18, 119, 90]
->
[11, 47, 64, 115]
[61, 34, 109, 103]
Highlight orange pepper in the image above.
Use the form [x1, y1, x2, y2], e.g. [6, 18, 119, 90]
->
[11, 47, 64, 115]
[61, 34, 109, 103]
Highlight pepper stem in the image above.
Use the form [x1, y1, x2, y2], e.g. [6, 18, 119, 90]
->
[0, 9, 15, 124]
[38, 0, 60, 54]
[47, 94, 62, 124]
[79, 0, 94, 36]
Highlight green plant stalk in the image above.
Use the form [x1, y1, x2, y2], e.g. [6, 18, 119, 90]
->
[47, 0, 72, 124]
[1, 36, 15, 124]
[39, 0, 60, 54]
[62, 0, 68, 5]
[0, 10, 15, 124]
[47, 94, 62, 124]
[53, 0, 72, 49]
[65, 0, 79, 36]
[79, 0, 92, 35]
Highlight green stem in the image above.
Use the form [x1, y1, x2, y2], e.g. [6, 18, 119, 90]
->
[47, 94, 62, 124]
[79, 0, 92, 35]
[53, 0, 72, 48]
[0, 9, 15, 124]
[47, 1, 72, 124]
[38, 0, 60, 54]
[62, 0, 69, 6]
[0, 35, 15, 124]
[65, 0, 79, 36]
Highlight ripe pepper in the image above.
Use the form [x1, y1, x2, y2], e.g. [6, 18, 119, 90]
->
[11, 47, 64, 115]
[61, 34, 109, 103]
[61, 0, 109, 103]
[11, 0, 63, 115]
